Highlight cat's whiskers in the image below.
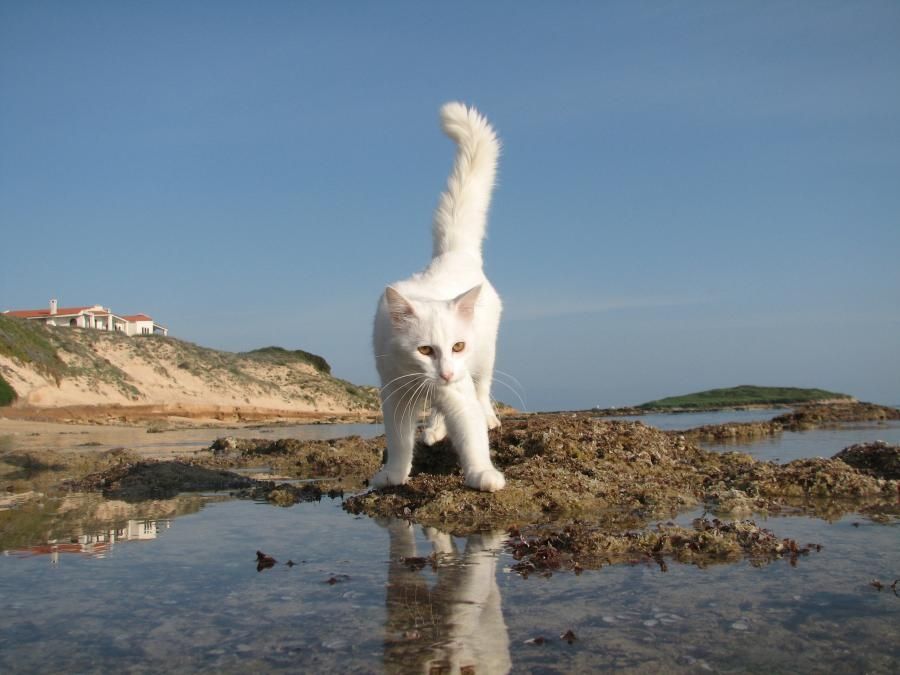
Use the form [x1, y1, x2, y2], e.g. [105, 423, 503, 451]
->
[403, 378, 432, 431]
[390, 377, 423, 430]
[425, 381, 435, 418]
[379, 375, 427, 410]
[493, 368, 527, 401]
[491, 378, 528, 412]
[380, 371, 425, 393]
[474, 371, 528, 412]
[394, 376, 428, 432]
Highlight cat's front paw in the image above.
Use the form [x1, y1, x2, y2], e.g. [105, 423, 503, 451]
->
[464, 468, 506, 493]
[481, 401, 501, 430]
[369, 468, 410, 489]
[422, 422, 448, 446]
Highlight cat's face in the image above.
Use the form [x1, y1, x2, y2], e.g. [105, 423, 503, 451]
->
[385, 285, 480, 385]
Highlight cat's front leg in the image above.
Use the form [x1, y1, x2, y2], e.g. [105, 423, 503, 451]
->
[480, 398, 501, 431]
[473, 369, 501, 430]
[437, 379, 506, 492]
[370, 390, 418, 488]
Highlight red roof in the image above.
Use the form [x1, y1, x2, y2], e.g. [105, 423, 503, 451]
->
[5, 306, 92, 318]
[5, 306, 157, 324]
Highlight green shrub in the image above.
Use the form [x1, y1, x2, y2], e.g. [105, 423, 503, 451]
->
[241, 346, 332, 374]
[639, 385, 852, 410]
[0, 315, 67, 383]
[0, 373, 16, 406]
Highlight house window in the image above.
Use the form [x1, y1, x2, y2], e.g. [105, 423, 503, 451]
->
[142, 327, 150, 335]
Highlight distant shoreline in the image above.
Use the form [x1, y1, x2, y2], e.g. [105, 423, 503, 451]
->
[0, 403, 380, 429]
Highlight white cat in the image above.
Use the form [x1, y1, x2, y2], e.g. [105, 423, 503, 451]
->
[371, 102, 505, 492]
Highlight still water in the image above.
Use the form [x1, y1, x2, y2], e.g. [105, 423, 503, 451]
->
[1, 414, 898, 673]
[606, 407, 789, 431]
[0, 421, 385, 459]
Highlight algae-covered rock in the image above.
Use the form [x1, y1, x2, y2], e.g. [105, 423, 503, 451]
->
[674, 401, 900, 443]
[506, 518, 820, 575]
[209, 435, 384, 478]
[772, 402, 900, 428]
[833, 441, 900, 480]
[69, 460, 254, 501]
[345, 414, 899, 535]
[347, 416, 713, 533]
[256, 482, 324, 506]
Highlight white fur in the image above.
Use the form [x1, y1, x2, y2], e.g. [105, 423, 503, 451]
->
[371, 102, 505, 492]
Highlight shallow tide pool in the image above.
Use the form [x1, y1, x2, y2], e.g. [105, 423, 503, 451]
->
[1, 497, 898, 674]
[1, 413, 898, 673]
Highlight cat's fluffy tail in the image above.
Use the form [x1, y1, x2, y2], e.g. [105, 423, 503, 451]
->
[432, 102, 500, 261]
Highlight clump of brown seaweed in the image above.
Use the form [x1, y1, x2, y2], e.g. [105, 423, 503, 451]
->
[240, 481, 346, 506]
[208, 435, 383, 480]
[67, 459, 254, 500]
[506, 518, 821, 576]
[833, 440, 900, 480]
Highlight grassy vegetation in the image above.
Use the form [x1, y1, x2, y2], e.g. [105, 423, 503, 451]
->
[241, 346, 332, 374]
[639, 385, 853, 410]
[0, 314, 67, 383]
[0, 314, 378, 411]
[0, 372, 16, 406]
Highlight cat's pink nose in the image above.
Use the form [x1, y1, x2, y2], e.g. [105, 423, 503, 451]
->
[440, 371, 454, 382]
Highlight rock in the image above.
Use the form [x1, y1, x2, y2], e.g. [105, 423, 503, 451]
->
[68, 460, 255, 500]
[833, 441, 900, 480]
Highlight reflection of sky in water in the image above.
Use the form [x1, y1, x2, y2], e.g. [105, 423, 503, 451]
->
[1, 498, 898, 673]
[605, 408, 788, 431]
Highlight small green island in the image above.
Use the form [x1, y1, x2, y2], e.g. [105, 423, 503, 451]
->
[638, 385, 854, 410]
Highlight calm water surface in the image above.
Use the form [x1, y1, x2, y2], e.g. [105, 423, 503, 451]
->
[0, 422, 385, 458]
[703, 421, 900, 463]
[1, 412, 898, 673]
[606, 407, 788, 431]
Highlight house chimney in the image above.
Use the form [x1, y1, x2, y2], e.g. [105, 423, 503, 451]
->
[50, 299, 58, 315]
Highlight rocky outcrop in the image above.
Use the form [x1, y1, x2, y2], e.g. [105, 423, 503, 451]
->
[833, 441, 900, 480]
[772, 402, 900, 428]
[344, 414, 898, 534]
[672, 402, 900, 443]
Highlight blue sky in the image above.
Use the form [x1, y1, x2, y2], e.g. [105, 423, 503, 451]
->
[2, 1, 899, 409]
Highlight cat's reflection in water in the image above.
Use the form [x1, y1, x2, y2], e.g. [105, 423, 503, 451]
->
[379, 518, 511, 675]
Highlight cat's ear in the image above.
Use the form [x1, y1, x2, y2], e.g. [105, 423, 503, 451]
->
[452, 284, 482, 319]
[385, 287, 416, 326]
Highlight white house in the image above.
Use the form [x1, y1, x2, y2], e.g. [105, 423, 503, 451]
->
[3, 299, 168, 336]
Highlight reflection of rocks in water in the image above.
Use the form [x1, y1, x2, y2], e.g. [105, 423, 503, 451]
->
[380, 519, 511, 674]
[0, 492, 216, 553]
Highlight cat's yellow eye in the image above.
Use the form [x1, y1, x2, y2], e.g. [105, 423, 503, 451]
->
[417, 345, 434, 356]
[452, 341, 465, 353]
